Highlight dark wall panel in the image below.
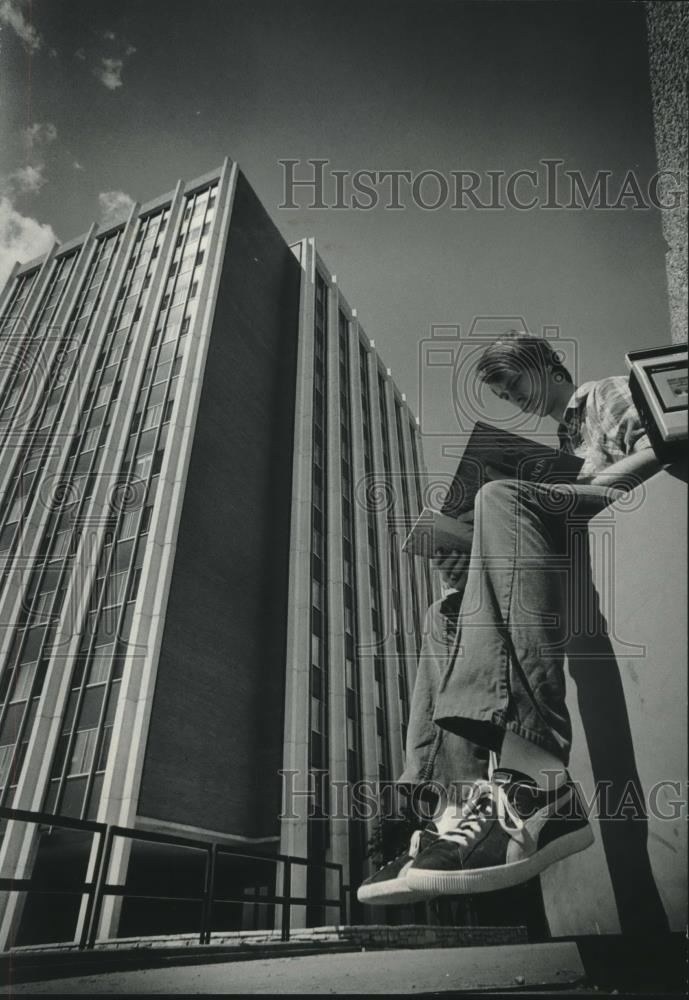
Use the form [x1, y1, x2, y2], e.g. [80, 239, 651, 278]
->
[138, 170, 301, 840]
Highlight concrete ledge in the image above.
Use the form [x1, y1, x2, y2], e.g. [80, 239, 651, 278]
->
[7, 922, 526, 954]
[2, 940, 584, 994]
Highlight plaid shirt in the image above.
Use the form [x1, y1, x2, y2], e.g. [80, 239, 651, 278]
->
[557, 376, 653, 478]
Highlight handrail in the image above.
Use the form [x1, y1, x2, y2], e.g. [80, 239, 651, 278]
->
[0, 805, 346, 948]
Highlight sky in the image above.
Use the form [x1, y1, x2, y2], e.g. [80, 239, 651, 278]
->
[0, 0, 674, 477]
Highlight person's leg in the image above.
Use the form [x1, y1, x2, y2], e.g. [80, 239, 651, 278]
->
[432, 478, 618, 774]
[499, 729, 568, 792]
[431, 477, 571, 767]
[400, 592, 489, 806]
[407, 479, 619, 895]
[358, 593, 488, 905]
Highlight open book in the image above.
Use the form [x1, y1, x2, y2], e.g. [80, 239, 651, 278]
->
[402, 420, 584, 556]
[402, 507, 475, 556]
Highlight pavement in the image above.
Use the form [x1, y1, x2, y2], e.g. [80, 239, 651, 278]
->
[2, 934, 685, 995]
[2, 942, 587, 994]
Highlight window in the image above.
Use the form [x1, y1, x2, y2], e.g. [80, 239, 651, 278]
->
[137, 428, 157, 456]
[119, 509, 139, 539]
[6, 495, 23, 524]
[311, 696, 323, 734]
[68, 729, 98, 776]
[347, 718, 357, 751]
[51, 531, 71, 559]
[89, 645, 113, 685]
[143, 404, 163, 430]
[104, 572, 127, 607]
[0, 744, 14, 788]
[140, 505, 153, 534]
[94, 385, 110, 408]
[82, 427, 100, 452]
[11, 661, 36, 702]
[133, 454, 152, 481]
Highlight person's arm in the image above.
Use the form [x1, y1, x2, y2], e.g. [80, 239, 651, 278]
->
[577, 377, 665, 492]
[586, 448, 664, 490]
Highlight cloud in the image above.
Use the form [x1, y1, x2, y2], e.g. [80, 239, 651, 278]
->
[98, 190, 134, 226]
[0, 0, 42, 53]
[94, 56, 124, 90]
[0, 196, 56, 290]
[9, 164, 46, 194]
[22, 121, 58, 151]
[79, 29, 136, 89]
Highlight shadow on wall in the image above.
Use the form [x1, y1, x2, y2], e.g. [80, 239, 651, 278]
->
[562, 466, 689, 935]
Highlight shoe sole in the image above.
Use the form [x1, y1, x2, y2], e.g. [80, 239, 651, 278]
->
[357, 879, 436, 906]
[406, 824, 594, 896]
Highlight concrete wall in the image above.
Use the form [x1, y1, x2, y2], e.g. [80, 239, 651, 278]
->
[541, 460, 688, 935]
[137, 171, 302, 841]
[645, 1, 688, 345]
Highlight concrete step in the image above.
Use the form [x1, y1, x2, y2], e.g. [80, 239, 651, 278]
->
[3, 940, 587, 994]
[3, 923, 528, 985]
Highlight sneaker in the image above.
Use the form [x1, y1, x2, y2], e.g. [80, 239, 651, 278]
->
[357, 826, 440, 905]
[406, 768, 594, 896]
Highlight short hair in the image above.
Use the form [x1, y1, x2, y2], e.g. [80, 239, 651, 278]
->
[475, 330, 572, 386]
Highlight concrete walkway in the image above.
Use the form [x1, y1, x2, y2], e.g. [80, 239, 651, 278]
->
[3, 942, 585, 994]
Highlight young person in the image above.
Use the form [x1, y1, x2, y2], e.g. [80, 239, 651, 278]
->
[361, 330, 662, 903]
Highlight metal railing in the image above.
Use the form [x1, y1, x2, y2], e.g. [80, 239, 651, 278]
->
[0, 805, 348, 948]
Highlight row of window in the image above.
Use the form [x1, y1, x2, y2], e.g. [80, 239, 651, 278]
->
[359, 343, 390, 782]
[45, 186, 217, 820]
[309, 272, 330, 828]
[0, 183, 217, 812]
[0, 235, 126, 803]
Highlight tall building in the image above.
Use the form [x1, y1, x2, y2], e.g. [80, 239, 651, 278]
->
[0, 161, 432, 947]
[281, 239, 434, 928]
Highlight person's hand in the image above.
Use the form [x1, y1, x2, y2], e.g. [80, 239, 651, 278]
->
[484, 464, 514, 482]
[431, 548, 470, 589]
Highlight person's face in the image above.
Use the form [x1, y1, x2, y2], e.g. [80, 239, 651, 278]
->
[488, 366, 553, 417]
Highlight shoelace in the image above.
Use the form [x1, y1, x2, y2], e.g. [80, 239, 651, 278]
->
[377, 827, 431, 870]
[438, 780, 527, 848]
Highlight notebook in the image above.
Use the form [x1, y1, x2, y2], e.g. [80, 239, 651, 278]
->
[402, 420, 584, 555]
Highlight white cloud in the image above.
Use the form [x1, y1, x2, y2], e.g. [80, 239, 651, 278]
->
[0, 196, 56, 290]
[98, 190, 134, 226]
[22, 121, 58, 151]
[0, 0, 42, 53]
[9, 164, 46, 194]
[94, 56, 124, 90]
[82, 30, 136, 89]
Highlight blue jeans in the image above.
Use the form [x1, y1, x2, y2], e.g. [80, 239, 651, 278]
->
[399, 591, 489, 802]
[432, 479, 623, 767]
